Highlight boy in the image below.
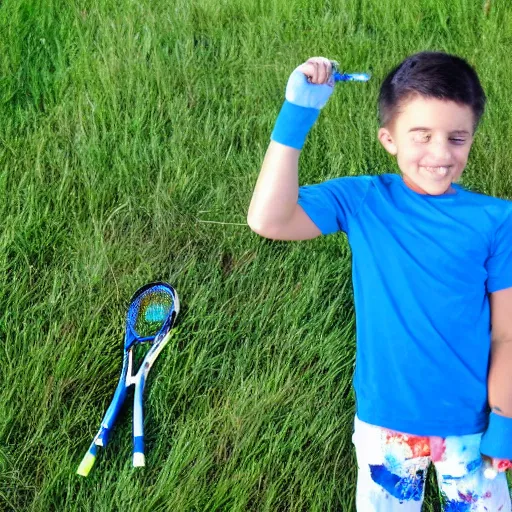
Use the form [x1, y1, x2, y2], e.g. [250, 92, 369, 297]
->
[248, 52, 512, 510]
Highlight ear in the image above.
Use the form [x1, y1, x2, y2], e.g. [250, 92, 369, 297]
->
[378, 127, 398, 156]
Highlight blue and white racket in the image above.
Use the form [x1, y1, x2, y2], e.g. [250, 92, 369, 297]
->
[77, 282, 179, 476]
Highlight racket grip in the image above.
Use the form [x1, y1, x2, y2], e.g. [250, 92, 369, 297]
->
[133, 436, 145, 467]
[77, 443, 98, 477]
[133, 374, 146, 467]
[96, 426, 111, 447]
[102, 384, 128, 432]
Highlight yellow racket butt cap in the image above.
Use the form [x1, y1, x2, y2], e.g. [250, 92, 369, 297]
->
[77, 452, 96, 477]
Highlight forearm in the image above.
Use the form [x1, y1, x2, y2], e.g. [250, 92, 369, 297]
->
[247, 141, 300, 232]
[480, 338, 512, 460]
[487, 340, 512, 417]
[247, 57, 334, 238]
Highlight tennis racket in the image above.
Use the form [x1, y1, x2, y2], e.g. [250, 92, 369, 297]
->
[77, 282, 179, 477]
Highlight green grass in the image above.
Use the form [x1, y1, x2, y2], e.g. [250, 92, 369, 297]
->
[1, 0, 512, 510]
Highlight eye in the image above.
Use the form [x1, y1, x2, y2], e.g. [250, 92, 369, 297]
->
[413, 133, 431, 142]
[450, 138, 466, 144]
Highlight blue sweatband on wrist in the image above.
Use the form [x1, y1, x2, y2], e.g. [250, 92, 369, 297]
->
[480, 411, 512, 459]
[270, 100, 320, 150]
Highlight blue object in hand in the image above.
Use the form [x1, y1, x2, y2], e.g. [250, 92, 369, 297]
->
[271, 61, 371, 150]
[334, 72, 371, 82]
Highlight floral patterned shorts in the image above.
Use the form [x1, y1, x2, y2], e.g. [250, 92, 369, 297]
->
[352, 414, 512, 511]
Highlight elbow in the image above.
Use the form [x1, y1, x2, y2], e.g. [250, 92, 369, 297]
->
[247, 212, 278, 239]
[247, 213, 268, 237]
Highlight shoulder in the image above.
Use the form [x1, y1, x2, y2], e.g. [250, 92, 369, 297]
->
[366, 172, 401, 188]
[455, 185, 512, 223]
[320, 174, 374, 186]
[456, 184, 512, 207]
[454, 187, 512, 254]
[301, 173, 374, 196]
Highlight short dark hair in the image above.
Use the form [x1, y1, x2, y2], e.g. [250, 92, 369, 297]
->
[378, 51, 486, 133]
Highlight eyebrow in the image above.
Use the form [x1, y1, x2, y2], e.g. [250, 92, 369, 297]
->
[408, 127, 471, 135]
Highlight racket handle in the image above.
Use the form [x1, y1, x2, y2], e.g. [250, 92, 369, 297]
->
[77, 443, 98, 477]
[133, 373, 146, 467]
[102, 381, 128, 433]
[96, 426, 112, 447]
[77, 369, 128, 476]
[133, 437, 145, 467]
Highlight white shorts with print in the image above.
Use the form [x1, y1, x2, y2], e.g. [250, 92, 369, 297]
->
[352, 414, 512, 511]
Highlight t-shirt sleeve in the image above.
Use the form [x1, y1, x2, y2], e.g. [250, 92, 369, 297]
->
[486, 206, 512, 293]
[297, 176, 372, 235]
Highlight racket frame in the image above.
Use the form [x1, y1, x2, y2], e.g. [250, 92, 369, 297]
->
[77, 282, 179, 476]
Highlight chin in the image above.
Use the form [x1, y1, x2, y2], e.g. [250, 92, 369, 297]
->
[425, 186, 450, 195]
[403, 174, 452, 195]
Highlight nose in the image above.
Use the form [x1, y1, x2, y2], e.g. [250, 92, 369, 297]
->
[429, 138, 451, 162]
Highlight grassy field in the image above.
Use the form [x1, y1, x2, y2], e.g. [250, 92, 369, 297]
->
[1, 0, 512, 510]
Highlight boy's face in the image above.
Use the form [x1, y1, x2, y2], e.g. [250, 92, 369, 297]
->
[378, 94, 475, 195]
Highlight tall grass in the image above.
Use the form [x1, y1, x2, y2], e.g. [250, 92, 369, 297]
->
[1, 0, 511, 510]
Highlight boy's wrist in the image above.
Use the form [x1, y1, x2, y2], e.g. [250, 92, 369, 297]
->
[480, 411, 512, 460]
[270, 100, 320, 150]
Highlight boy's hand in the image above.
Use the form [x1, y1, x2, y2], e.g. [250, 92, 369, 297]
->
[481, 454, 512, 477]
[286, 56, 335, 110]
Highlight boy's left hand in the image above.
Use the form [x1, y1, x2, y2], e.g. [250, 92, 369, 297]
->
[482, 455, 512, 476]
[286, 57, 336, 110]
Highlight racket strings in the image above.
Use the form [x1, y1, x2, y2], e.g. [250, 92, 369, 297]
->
[128, 286, 174, 338]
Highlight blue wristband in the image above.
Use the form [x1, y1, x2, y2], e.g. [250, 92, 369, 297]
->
[270, 100, 320, 150]
[480, 411, 512, 459]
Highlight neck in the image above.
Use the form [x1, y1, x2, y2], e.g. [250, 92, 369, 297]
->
[402, 175, 455, 195]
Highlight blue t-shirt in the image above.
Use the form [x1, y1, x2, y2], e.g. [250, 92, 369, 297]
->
[298, 173, 512, 437]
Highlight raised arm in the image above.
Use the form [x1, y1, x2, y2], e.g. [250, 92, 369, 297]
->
[247, 57, 335, 241]
[247, 142, 319, 240]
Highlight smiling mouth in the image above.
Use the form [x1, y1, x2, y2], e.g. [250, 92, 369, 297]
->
[420, 166, 451, 177]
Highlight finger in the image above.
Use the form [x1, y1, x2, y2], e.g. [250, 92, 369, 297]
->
[318, 57, 334, 83]
[495, 458, 512, 472]
[297, 57, 333, 84]
[319, 60, 330, 84]
[313, 60, 325, 84]
[483, 455, 500, 470]
[297, 61, 317, 82]
[306, 59, 320, 83]
[483, 456, 512, 475]
[308, 58, 331, 84]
